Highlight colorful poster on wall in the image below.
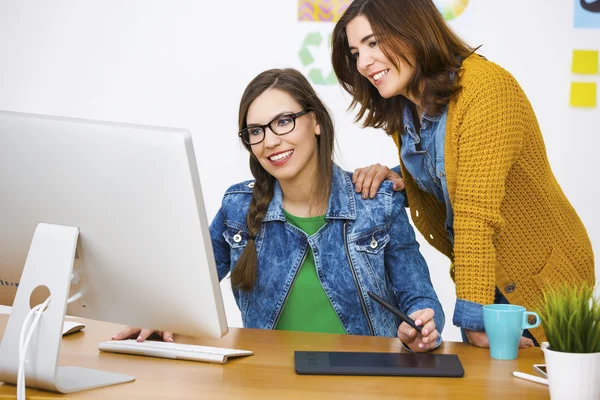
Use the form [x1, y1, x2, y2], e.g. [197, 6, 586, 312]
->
[298, 32, 338, 85]
[298, 0, 351, 22]
[574, 0, 600, 29]
[433, 0, 470, 21]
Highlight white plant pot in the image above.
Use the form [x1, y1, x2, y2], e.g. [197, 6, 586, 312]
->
[543, 346, 600, 400]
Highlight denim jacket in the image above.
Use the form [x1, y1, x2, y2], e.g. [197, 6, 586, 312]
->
[399, 102, 454, 243]
[209, 164, 444, 340]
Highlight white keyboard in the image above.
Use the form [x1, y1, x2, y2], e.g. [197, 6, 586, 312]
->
[98, 339, 253, 364]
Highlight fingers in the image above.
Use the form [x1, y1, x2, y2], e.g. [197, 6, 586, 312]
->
[352, 167, 365, 184]
[111, 327, 174, 342]
[464, 331, 534, 349]
[392, 177, 405, 191]
[112, 326, 141, 341]
[397, 308, 439, 352]
[410, 308, 435, 328]
[162, 331, 174, 343]
[411, 308, 437, 351]
[412, 329, 439, 352]
[353, 164, 394, 199]
[420, 329, 439, 349]
[368, 170, 387, 199]
[360, 164, 384, 199]
[136, 328, 156, 342]
[398, 323, 440, 352]
[519, 337, 535, 348]
[397, 321, 419, 343]
[420, 319, 436, 338]
[464, 329, 490, 348]
[353, 166, 371, 197]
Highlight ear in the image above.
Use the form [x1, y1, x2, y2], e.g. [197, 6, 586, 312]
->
[310, 112, 321, 136]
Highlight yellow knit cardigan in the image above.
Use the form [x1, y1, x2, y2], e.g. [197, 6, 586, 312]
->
[392, 55, 595, 342]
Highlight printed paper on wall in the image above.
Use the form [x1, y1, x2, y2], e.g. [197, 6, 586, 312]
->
[298, 0, 351, 22]
[574, 0, 600, 29]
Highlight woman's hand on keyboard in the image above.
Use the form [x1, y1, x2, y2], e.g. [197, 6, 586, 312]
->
[111, 327, 174, 343]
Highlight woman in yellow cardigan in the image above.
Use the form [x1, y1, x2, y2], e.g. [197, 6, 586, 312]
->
[331, 0, 595, 347]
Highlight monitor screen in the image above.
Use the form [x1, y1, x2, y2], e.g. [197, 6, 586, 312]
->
[0, 109, 228, 339]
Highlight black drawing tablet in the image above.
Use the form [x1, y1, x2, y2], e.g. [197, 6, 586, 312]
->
[295, 351, 464, 377]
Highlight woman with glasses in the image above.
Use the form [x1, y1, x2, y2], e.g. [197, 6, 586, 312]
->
[329, 0, 595, 348]
[113, 68, 444, 351]
[208, 68, 443, 351]
[224, 69, 444, 351]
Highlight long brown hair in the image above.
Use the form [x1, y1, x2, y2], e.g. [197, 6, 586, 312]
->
[331, 0, 475, 135]
[231, 68, 335, 291]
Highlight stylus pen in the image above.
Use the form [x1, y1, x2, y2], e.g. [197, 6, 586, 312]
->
[512, 371, 548, 386]
[367, 291, 422, 333]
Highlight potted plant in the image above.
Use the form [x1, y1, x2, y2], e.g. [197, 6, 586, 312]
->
[539, 283, 600, 400]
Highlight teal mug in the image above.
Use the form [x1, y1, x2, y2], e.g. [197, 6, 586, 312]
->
[483, 304, 540, 360]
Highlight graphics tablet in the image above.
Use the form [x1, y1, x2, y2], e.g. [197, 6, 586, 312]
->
[295, 351, 464, 377]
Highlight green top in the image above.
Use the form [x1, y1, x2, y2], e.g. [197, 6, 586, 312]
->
[275, 211, 346, 334]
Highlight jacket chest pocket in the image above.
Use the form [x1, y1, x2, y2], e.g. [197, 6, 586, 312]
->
[223, 226, 251, 269]
[354, 229, 390, 255]
[352, 228, 390, 286]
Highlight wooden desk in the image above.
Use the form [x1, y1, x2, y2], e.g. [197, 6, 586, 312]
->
[0, 315, 548, 399]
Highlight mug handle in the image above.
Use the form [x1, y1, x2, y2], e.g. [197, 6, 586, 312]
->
[522, 311, 541, 329]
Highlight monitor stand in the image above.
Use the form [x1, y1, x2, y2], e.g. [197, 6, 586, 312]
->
[0, 223, 134, 393]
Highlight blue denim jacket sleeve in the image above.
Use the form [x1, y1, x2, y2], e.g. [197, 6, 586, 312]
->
[384, 189, 445, 346]
[208, 207, 233, 282]
[453, 298, 485, 332]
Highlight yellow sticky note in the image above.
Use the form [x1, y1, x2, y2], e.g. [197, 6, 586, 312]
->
[570, 82, 597, 108]
[572, 50, 599, 74]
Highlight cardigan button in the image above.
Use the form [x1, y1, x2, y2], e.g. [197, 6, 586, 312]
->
[505, 283, 517, 293]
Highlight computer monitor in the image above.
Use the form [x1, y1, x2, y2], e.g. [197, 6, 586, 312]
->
[0, 109, 228, 393]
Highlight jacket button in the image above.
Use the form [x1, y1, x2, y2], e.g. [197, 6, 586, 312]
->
[233, 233, 242, 243]
[505, 283, 516, 293]
[370, 236, 378, 249]
[247, 182, 255, 188]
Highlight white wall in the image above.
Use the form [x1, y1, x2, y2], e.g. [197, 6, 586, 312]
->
[0, 1, 598, 342]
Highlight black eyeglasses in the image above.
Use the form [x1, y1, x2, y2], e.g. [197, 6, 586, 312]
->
[238, 110, 310, 145]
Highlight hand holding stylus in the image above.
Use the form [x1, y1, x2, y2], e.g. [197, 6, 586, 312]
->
[397, 308, 439, 352]
[367, 292, 439, 352]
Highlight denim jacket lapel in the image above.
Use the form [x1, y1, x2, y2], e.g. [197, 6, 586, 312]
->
[261, 163, 356, 222]
[263, 181, 286, 222]
[326, 164, 356, 221]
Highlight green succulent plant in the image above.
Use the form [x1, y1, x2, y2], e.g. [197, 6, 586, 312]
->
[539, 283, 600, 353]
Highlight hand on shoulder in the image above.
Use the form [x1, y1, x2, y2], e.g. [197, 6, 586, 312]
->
[352, 164, 404, 199]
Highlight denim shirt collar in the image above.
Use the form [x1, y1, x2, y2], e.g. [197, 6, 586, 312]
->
[421, 110, 443, 123]
[402, 99, 443, 138]
[262, 163, 356, 222]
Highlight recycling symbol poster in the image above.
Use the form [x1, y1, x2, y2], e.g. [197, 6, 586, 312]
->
[296, 0, 349, 86]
